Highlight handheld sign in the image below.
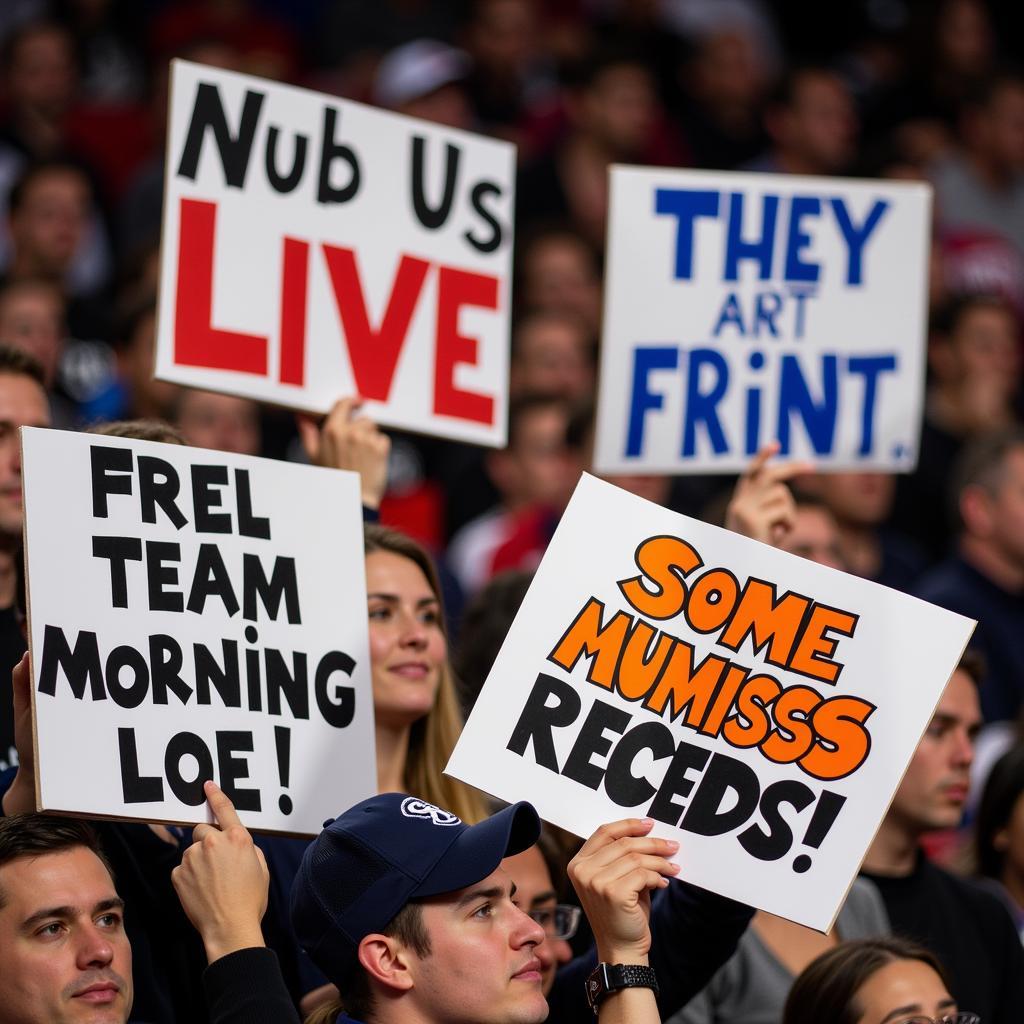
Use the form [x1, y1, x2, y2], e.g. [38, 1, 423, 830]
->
[594, 166, 932, 474]
[22, 427, 376, 835]
[156, 60, 514, 447]
[446, 474, 975, 931]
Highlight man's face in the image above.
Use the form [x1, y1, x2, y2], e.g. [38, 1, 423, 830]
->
[0, 846, 132, 1023]
[784, 73, 857, 173]
[10, 170, 89, 278]
[510, 319, 593, 403]
[175, 390, 260, 456]
[502, 847, 572, 996]
[817, 472, 894, 528]
[407, 867, 547, 1024]
[776, 505, 846, 570]
[888, 669, 981, 837]
[980, 447, 1024, 565]
[0, 285, 64, 386]
[0, 371, 50, 536]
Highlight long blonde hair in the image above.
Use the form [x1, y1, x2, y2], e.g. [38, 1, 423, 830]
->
[364, 525, 488, 824]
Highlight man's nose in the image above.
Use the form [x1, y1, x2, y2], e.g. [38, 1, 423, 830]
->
[76, 925, 114, 969]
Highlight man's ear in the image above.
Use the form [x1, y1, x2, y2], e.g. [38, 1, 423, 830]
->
[358, 934, 415, 994]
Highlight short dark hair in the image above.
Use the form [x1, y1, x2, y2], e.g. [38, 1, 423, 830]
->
[0, 815, 110, 909]
[0, 342, 45, 387]
[930, 292, 1016, 341]
[8, 160, 91, 218]
[950, 426, 1024, 531]
[338, 902, 431, 1022]
[91, 419, 187, 445]
[783, 937, 950, 1024]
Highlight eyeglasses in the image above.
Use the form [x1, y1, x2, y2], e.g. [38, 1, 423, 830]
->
[527, 903, 581, 941]
[898, 1014, 980, 1024]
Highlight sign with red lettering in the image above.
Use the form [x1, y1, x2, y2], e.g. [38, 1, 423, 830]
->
[22, 427, 376, 835]
[446, 474, 975, 930]
[156, 60, 514, 446]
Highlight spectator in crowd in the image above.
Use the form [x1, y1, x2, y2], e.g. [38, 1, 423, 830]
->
[372, 39, 474, 130]
[782, 937, 963, 1024]
[916, 429, 1024, 722]
[0, 814, 133, 1024]
[859, 655, 1024, 1022]
[931, 72, 1024, 253]
[746, 66, 858, 176]
[447, 392, 575, 595]
[515, 226, 603, 335]
[110, 296, 178, 424]
[508, 310, 594, 402]
[797, 471, 926, 591]
[894, 294, 1022, 560]
[0, 344, 48, 763]
[174, 389, 261, 457]
[975, 742, 1024, 940]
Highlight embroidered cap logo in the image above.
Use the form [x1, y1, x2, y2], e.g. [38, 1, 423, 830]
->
[400, 797, 462, 826]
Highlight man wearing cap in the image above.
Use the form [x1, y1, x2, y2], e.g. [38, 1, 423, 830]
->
[174, 782, 680, 1024]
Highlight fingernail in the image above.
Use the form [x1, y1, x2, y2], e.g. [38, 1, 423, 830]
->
[665, 839, 679, 852]
[669, 862, 681, 873]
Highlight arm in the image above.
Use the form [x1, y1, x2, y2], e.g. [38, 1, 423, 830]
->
[172, 781, 300, 1024]
[725, 443, 813, 546]
[2, 653, 34, 816]
[568, 818, 678, 1024]
[297, 396, 390, 510]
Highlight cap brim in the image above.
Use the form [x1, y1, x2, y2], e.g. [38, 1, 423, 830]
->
[412, 801, 541, 899]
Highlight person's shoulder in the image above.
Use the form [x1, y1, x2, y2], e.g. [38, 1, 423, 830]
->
[922, 860, 1019, 928]
[914, 556, 984, 606]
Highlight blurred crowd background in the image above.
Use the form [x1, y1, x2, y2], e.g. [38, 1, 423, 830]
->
[5, 0, 1024, 892]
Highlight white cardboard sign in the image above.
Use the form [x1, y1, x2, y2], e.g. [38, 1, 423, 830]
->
[594, 166, 932, 474]
[156, 60, 515, 447]
[22, 427, 376, 835]
[447, 474, 974, 931]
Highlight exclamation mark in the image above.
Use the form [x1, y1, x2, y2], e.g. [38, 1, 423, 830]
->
[275, 726, 292, 814]
[792, 790, 846, 873]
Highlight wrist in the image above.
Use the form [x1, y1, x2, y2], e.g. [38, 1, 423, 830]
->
[202, 922, 266, 964]
[596, 946, 650, 967]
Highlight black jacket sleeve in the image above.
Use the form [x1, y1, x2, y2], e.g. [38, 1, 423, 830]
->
[203, 948, 302, 1024]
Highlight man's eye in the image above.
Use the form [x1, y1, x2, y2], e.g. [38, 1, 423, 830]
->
[37, 922, 63, 938]
[473, 903, 495, 919]
[97, 913, 121, 929]
[530, 909, 554, 927]
[368, 606, 391, 621]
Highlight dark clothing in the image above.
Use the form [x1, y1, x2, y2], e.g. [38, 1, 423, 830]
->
[915, 554, 1024, 722]
[204, 948, 301, 1024]
[0, 604, 26, 768]
[861, 854, 1024, 1024]
[546, 880, 753, 1024]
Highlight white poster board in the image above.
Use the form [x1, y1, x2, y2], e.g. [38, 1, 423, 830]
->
[594, 166, 932, 474]
[22, 427, 376, 835]
[447, 474, 974, 931]
[156, 60, 515, 447]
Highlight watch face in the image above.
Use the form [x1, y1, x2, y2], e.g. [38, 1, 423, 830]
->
[588, 979, 600, 997]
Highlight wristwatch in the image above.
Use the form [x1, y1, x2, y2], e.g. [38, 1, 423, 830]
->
[585, 962, 659, 1013]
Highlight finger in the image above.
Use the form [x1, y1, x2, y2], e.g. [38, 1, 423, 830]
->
[587, 852, 681, 887]
[192, 822, 218, 843]
[575, 835, 679, 875]
[577, 818, 655, 857]
[295, 414, 321, 459]
[12, 652, 29, 698]
[204, 779, 244, 830]
[758, 460, 816, 485]
[327, 396, 361, 424]
[742, 442, 781, 480]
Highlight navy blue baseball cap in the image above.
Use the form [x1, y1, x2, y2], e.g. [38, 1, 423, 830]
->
[291, 793, 541, 987]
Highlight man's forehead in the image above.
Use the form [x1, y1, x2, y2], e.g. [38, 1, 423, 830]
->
[502, 846, 552, 903]
[0, 373, 49, 422]
[0, 847, 116, 911]
[932, 668, 982, 725]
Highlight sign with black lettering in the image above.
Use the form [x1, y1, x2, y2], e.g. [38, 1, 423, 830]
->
[156, 60, 514, 446]
[594, 166, 931, 473]
[22, 427, 375, 834]
[446, 474, 974, 930]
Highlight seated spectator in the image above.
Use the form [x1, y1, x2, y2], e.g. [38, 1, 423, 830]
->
[447, 393, 576, 595]
[746, 66, 858, 177]
[509, 310, 595, 402]
[797, 471, 927, 591]
[859, 655, 1024, 1021]
[892, 294, 1021, 561]
[975, 743, 1024, 940]
[174, 389, 261, 457]
[916, 429, 1024, 722]
[931, 72, 1024, 254]
[783, 937, 964, 1024]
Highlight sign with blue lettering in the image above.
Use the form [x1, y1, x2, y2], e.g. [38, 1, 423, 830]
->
[593, 167, 932, 473]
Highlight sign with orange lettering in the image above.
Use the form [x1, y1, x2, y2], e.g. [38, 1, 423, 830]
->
[446, 474, 975, 930]
[156, 60, 514, 446]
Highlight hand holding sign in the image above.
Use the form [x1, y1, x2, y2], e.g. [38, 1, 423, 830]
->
[297, 397, 391, 510]
[173, 780, 269, 964]
[1, 653, 34, 816]
[568, 818, 678, 964]
[725, 443, 813, 546]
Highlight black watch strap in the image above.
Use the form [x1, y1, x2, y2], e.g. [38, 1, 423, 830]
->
[586, 962, 659, 1013]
